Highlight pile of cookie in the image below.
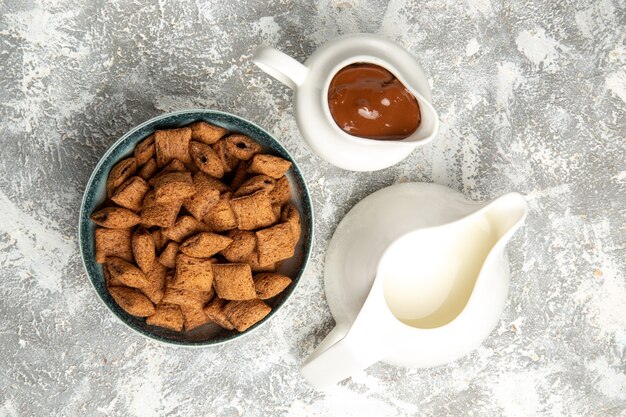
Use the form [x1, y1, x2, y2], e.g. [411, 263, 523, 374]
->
[91, 121, 301, 333]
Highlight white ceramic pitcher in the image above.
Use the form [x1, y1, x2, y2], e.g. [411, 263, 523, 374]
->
[251, 34, 439, 171]
[300, 184, 528, 389]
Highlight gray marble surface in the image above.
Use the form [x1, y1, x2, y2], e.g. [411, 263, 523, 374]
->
[1, 0, 625, 416]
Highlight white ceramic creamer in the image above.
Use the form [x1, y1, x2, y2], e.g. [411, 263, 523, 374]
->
[300, 183, 528, 390]
[251, 34, 439, 171]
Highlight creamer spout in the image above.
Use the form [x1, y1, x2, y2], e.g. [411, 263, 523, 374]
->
[481, 192, 529, 245]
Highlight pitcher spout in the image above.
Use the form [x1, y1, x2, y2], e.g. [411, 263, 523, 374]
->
[480, 192, 528, 246]
[402, 91, 439, 144]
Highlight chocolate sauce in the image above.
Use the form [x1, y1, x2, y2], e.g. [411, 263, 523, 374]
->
[327, 63, 421, 140]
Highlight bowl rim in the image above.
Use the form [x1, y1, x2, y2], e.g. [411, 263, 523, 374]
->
[78, 108, 314, 347]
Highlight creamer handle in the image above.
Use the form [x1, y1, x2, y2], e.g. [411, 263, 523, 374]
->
[300, 325, 392, 390]
[251, 46, 308, 89]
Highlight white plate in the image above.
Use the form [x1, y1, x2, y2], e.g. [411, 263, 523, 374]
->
[323, 182, 481, 367]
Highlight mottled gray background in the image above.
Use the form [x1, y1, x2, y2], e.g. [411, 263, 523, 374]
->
[0, 0, 624, 416]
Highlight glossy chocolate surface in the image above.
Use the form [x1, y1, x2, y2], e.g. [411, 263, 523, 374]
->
[328, 63, 421, 140]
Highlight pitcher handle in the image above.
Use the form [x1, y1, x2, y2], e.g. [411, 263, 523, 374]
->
[300, 324, 393, 390]
[251, 46, 308, 89]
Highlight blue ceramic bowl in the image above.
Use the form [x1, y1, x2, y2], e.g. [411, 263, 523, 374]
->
[79, 109, 314, 346]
